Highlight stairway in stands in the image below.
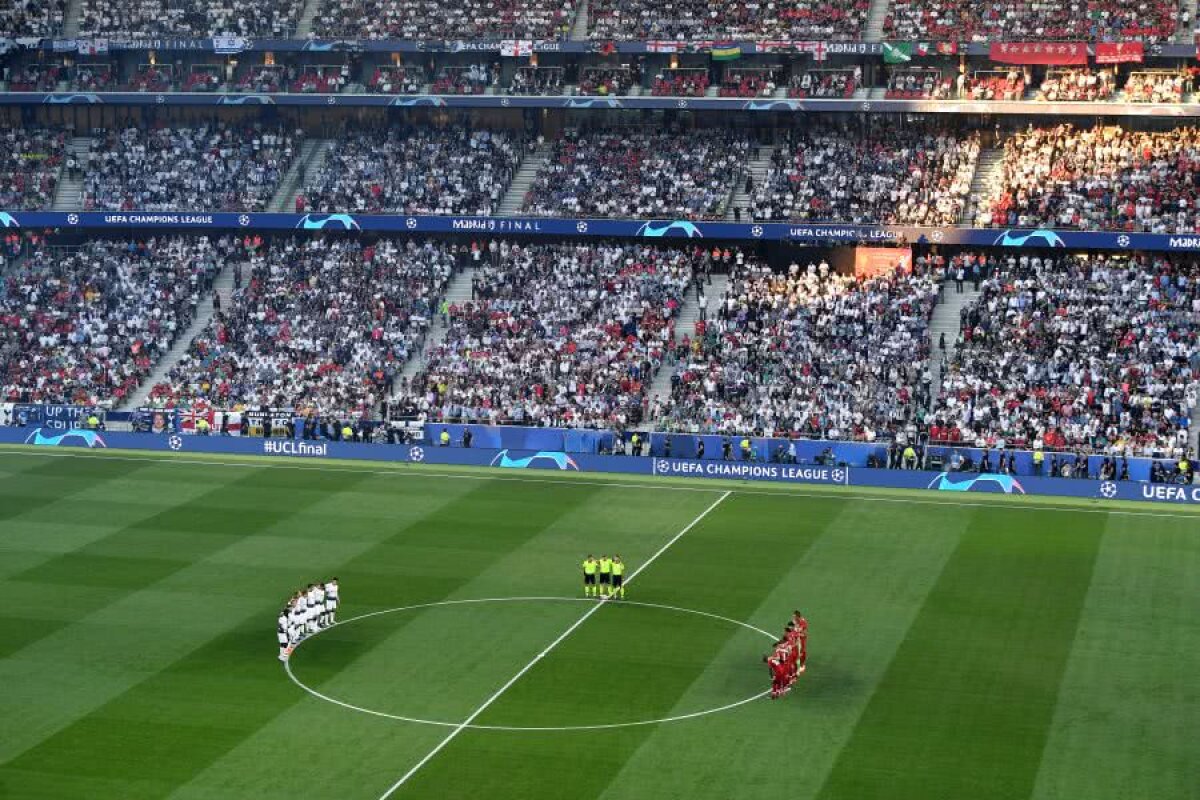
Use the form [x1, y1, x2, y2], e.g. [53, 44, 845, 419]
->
[724, 145, 774, 221]
[496, 141, 552, 216]
[51, 137, 90, 211]
[295, 0, 322, 38]
[395, 264, 479, 388]
[269, 138, 321, 212]
[926, 281, 980, 395]
[646, 273, 729, 404]
[864, 0, 891, 40]
[62, 0, 84, 36]
[569, 0, 589, 40]
[1175, 0, 1197, 41]
[283, 138, 336, 211]
[961, 146, 1004, 226]
[120, 265, 237, 410]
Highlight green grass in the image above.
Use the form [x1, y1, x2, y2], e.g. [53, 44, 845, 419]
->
[0, 447, 1197, 800]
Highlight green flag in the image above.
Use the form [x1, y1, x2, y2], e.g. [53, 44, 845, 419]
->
[883, 42, 912, 64]
[711, 44, 742, 61]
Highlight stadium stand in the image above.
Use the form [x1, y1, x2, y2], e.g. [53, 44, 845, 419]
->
[657, 259, 938, 441]
[577, 66, 635, 96]
[303, 124, 525, 215]
[367, 65, 428, 94]
[313, 0, 574, 40]
[745, 124, 980, 225]
[788, 68, 859, 98]
[965, 69, 1026, 101]
[151, 238, 455, 415]
[587, 0, 868, 40]
[521, 128, 752, 219]
[0, 237, 231, 406]
[7, 63, 62, 92]
[719, 67, 780, 98]
[509, 66, 566, 95]
[886, 67, 952, 100]
[430, 64, 498, 95]
[401, 242, 693, 428]
[0, 0, 65, 36]
[0, 127, 65, 211]
[79, 123, 302, 212]
[1123, 71, 1190, 103]
[1035, 68, 1117, 102]
[883, 0, 1181, 42]
[978, 124, 1200, 232]
[650, 68, 709, 97]
[77, 0, 303, 36]
[931, 252, 1198, 457]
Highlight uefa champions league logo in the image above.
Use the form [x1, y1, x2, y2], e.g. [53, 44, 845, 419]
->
[168, 435, 183, 451]
[750, 226, 763, 238]
[1099, 481, 1118, 499]
[408, 446, 425, 462]
[406, 218, 418, 229]
[831, 468, 846, 483]
[238, 215, 250, 226]
[655, 459, 671, 473]
[576, 222, 589, 233]
[1116, 235, 1130, 248]
[67, 213, 79, 225]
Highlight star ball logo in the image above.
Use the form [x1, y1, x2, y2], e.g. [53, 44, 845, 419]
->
[750, 226, 763, 238]
[67, 213, 79, 225]
[576, 221, 589, 233]
[238, 215, 250, 226]
[168, 435, 183, 451]
[409, 446, 425, 462]
[1116, 235, 1130, 248]
[831, 468, 847, 483]
[1099, 481, 1118, 499]
[406, 217, 418, 229]
[655, 459, 671, 473]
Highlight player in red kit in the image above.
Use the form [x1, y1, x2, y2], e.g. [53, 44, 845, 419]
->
[764, 652, 789, 699]
[792, 611, 808, 673]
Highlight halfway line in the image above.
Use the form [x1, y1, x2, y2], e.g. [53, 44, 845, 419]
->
[375, 490, 733, 800]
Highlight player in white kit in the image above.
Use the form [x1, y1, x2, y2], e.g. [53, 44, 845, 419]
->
[277, 607, 290, 661]
[325, 578, 339, 625]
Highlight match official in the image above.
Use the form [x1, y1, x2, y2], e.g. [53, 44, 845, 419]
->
[582, 555, 598, 597]
[599, 555, 613, 597]
[610, 555, 625, 599]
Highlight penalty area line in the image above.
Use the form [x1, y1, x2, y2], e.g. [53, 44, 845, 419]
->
[375, 490, 733, 800]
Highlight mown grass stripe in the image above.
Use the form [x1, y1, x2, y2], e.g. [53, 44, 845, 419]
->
[384, 494, 848, 800]
[1029, 513, 1200, 800]
[813, 507, 1104, 800]
[0, 480, 604, 799]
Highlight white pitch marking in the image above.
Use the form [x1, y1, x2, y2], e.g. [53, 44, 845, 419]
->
[0, 446, 1192, 520]
[374, 491, 732, 800]
[284, 596, 775, 731]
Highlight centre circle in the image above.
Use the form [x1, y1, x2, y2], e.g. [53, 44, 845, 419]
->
[284, 597, 775, 731]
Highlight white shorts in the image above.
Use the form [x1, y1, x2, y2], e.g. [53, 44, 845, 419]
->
[325, 601, 336, 613]
[278, 633, 288, 646]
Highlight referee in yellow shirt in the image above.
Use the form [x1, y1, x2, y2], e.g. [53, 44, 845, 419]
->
[582, 555, 598, 597]
[598, 555, 613, 597]
[610, 556, 626, 599]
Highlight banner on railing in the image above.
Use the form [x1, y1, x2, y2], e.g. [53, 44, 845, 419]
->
[1095, 42, 1144, 64]
[989, 42, 1088, 65]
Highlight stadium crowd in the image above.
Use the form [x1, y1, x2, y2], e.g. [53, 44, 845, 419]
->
[151, 238, 455, 415]
[587, 0, 868, 40]
[77, 0, 303, 36]
[0, 127, 65, 211]
[79, 123, 302, 212]
[978, 124, 1200, 232]
[402, 242, 694, 428]
[313, 0, 573, 39]
[746, 125, 980, 225]
[931, 252, 1198, 457]
[1, 0, 65, 36]
[657, 258, 938, 442]
[1035, 68, 1116, 102]
[522, 128, 751, 219]
[0, 237, 230, 406]
[302, 125, 524, 215]
[883, 0, 1181, 42]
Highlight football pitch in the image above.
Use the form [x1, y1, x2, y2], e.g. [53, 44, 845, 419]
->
[1, 447, 1198, 800]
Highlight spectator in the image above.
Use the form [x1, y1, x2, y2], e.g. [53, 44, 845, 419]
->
[588, 0, 867, 40]
[522, 127, 751, 219]
[929, 252, 1198, 458]
[884, 0, 1179, 42]
[315, 0, 573, 39]
[78, 0, 302, 37]
[747, 123, 980, 226]
[0, 127, 65, 211]
[304, 124, 524, 215]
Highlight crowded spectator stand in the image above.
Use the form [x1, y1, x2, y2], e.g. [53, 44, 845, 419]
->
[979, 124, 1200, 232]
[7, 63, 62, 92]
[521, 127, 751, 219]
[1035, 68, 1116, 101]
[1123, 70, 1190, 103]
[587, 0, 867, 40]
[509, 66, 566, 95]
[719, 66, 780, 98]
[965, 69, 1026, 101]
[77, 0, 302, 37]
[431, 64, 497, 95]
[0, 237, 229, 407]
[80, 123, 302, 213]
[788, 68, 858, 98]
[886, 67, 951, 99]
[931, 252, 1198, 458]
[651, 68, 709, 97]
[884, 0, 1180, 42]
[368, 65, 427, 94]
[577, 66, 634, 96]
[304, 124, 524, 216]
[747, 124, 980, 226]
[0, 127, 65, 211]
[313, 0, 574, 40]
